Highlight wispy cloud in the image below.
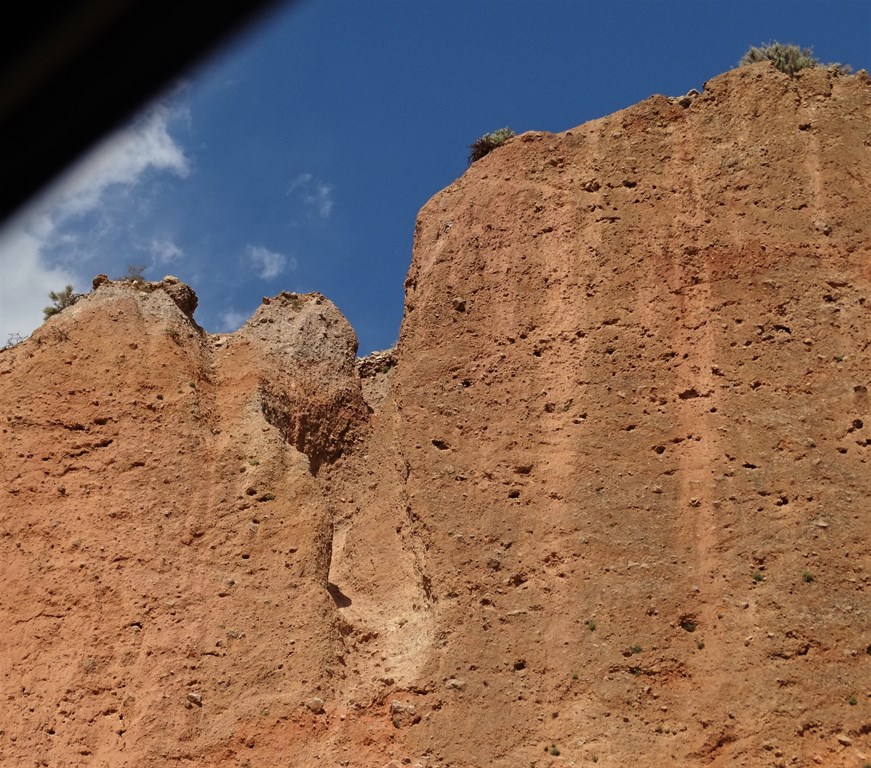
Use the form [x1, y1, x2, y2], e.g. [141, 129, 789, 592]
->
[217, 309, 250, 332]
[43, 104, 190, 226]
[288, 173, 334, 219]
[245, 245, 296, 279]
[0, 102, 190, 340]
[147, 237, 185, 264]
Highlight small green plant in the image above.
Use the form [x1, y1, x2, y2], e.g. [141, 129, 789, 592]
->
[572, 672, 578, 680]
[739, 42, 851, 77]
[548, 745, 560, 756]
[802, 571, 815, 583]
[752, 571, 764, 582]
[630, 644, 642, 655]
[586, 619, 596, 631]
[848, 695, 857, 706]
[679, 616, 697, 633]
[468, 127, 516, 164]
[43, 285, 77, 320]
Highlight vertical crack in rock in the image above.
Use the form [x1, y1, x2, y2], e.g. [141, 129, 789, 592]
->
[397, 453, 436, 605]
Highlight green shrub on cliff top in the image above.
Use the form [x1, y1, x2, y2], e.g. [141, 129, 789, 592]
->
[43, 285, 77, 320]
[468, 127, 516, 165]
[739, 42, 851, 76]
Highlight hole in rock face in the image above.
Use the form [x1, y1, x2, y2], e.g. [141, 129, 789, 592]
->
[432, 439, 450, 450]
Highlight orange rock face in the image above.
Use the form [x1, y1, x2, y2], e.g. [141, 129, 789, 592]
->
[1, 63, 869, 767]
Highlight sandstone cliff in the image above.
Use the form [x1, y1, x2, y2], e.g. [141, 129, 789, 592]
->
[1, 62, 869, 767]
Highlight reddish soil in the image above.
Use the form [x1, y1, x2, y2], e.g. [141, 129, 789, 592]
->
[1, 63, 869, 767]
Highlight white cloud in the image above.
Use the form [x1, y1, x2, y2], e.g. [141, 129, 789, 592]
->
[0, 227, 76, 343]
[148, 237, 184, 264]
[0, 102, 190, 341]
[217, 309, 249, 332]
[289, 173, 334, 219]
[245, 244, 296, 279]
[44, 104, 190, 225]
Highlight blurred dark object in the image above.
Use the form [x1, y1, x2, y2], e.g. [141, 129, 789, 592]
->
[0, 0, 292, 224]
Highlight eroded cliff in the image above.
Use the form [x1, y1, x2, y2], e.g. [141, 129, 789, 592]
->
[1, 62, 869, 767]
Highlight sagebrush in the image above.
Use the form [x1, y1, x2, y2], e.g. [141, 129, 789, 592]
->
[739, 42, 851, 76]
[468, 128, 516, 164]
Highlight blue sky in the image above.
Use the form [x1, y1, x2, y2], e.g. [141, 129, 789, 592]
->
[1, 0, 868, 354]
